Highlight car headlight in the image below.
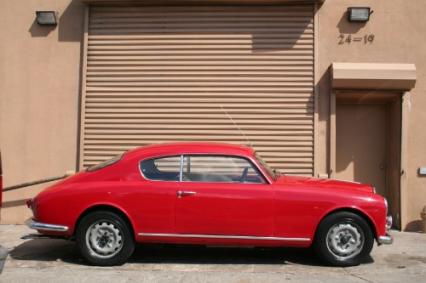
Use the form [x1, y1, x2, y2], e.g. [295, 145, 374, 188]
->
[383, 198, 392, 230]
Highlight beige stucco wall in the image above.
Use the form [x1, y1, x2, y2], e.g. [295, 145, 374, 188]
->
[0, 0, 425, 230]
[316, 0, 426, 230]
[0, 0, 84, 223]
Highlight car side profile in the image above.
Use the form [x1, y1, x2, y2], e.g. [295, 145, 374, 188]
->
[26, 142, 392, 266]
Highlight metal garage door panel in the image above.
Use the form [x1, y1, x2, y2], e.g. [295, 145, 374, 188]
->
[82, 5, 314, 175]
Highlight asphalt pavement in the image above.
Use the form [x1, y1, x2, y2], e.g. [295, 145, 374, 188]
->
[0, 225, 425, 283]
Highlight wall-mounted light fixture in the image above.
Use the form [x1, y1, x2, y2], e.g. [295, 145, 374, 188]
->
[35, 11, 58, 26]
[347, 7, 373, 23]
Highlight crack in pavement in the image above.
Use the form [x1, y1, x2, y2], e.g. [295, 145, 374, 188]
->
[342, 268, 375, 283]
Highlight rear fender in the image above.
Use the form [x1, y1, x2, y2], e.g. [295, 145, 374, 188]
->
[73, 202, 137, 239]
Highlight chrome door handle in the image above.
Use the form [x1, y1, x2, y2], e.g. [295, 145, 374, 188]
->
[177, 190, 197, 198]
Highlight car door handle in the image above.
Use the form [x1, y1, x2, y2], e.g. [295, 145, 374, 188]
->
[176, 190, 197, 198]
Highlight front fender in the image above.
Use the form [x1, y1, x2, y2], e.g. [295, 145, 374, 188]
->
[312, 204, 383, 241]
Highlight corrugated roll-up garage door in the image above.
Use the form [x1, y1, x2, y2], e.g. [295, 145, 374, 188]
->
[83, 5, 315, 175]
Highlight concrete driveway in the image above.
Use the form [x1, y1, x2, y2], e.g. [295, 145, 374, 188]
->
[0, 225, 425, 283]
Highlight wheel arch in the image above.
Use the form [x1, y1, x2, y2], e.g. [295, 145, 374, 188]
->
[73, 204, 136, 240]
[314, 207, 378, 241]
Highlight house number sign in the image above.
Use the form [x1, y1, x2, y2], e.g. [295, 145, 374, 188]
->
[338, 34, 375, 45]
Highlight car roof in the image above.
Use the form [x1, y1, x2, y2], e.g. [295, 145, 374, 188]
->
[124, 142, 254, 159]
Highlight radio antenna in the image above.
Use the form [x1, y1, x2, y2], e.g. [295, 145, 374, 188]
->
[220, 105, 252, 147]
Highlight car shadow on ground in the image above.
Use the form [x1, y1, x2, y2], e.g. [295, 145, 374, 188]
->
[9, 239, 373, 266]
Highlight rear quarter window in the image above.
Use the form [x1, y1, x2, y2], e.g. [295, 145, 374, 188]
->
[140, 156, 181, 181]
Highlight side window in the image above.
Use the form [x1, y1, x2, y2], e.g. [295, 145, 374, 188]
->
[140, 156, 181, 181]
[182, 155, 265, 184]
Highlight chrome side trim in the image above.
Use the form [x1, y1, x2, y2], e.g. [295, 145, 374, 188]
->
[138, 232, 310, 242]
[25, 218, 69, 232]
[378, 234, 393, 245]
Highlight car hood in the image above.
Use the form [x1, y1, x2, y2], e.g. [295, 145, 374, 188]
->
[273, 175, 374, 194]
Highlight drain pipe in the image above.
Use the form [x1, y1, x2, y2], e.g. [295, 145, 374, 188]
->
[421, 206, 426, 233]
[0, 171, 75, 273]
[2, 171, 75, 192]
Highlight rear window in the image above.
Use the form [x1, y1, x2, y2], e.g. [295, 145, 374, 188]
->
[86, 154, 123, 172]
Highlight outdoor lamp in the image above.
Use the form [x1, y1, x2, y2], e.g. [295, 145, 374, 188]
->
[347, 7, 372, 22]
[35, 11, 58, 26]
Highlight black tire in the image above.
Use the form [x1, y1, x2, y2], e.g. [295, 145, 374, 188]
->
[314, 211, 374, 267]
[76, 210, 135, 266]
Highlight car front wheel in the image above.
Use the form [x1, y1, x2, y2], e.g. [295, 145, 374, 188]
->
[76, 210, 135, 266]
[314, 211, 374, 267]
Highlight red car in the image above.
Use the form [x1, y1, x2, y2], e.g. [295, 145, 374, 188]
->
[26, 142, 392, 266]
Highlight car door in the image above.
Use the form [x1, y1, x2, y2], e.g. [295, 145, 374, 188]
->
[175, 155, 274, 237]
[132, 155, 181, 234]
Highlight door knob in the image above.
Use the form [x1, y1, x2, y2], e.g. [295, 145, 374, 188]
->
[177, 190, 197, 198]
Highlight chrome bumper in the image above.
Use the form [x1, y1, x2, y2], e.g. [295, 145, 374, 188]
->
[25, 218, 69, 232]
[386, 215, 393, 230]
[377, 215, 393, 245]
[378, 234, 393, 245]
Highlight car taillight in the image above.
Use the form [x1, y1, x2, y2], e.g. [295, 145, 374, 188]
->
[26, 198, 38, 218]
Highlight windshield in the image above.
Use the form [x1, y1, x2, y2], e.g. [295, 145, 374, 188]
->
[86, 154, 123, 172]
[254, 152, 277, 180]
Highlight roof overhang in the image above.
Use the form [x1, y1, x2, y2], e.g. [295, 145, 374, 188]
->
[83, 0, 325, 5]
[331, 63, 417, 91]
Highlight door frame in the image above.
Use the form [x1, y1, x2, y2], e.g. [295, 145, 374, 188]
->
[329, 90, 410, 230]
[328, 62, 416, 230]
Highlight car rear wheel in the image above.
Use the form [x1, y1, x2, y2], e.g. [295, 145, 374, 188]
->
[76, 210, 135, 266]
[314, 211, 374, 267]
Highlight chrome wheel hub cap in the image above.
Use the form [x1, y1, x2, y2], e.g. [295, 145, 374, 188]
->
[85, 221, 123, 259]
[326, 223, 364, 260]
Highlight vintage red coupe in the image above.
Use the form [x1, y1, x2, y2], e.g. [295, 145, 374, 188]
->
[26, 142, 392, 266]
